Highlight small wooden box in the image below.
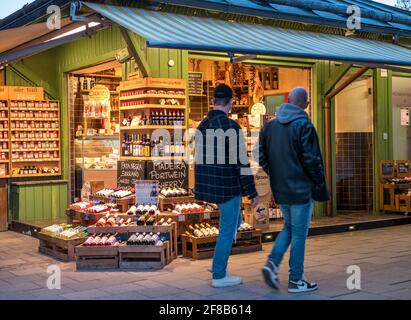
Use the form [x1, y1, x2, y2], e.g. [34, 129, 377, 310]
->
[119, 241, 170, 270]
[75, 245, 119, 270]
[37, 232, 85, 262]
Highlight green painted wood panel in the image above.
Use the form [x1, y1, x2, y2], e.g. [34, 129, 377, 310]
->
[10, 183, 68, 221]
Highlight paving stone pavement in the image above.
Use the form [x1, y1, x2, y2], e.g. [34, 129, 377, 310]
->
[0, 225, 411, 300]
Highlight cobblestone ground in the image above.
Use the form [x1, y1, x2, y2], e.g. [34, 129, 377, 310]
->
[1, 225, 411, 300]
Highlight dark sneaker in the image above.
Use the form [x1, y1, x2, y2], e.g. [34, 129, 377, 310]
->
[262, 261, 280, 290]
[288, 278, 318, 293]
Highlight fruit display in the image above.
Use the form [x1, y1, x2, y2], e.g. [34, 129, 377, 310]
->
[160, 187, 189, 198]
[83, 234, 120, 246]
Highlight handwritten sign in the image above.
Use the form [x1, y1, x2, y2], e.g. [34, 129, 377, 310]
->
[146, 160, 188, 189]
[117, 160, 145, 188]
[188, 72, 203, 96]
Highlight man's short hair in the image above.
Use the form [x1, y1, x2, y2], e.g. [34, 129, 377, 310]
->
[214, 84, 233, 106]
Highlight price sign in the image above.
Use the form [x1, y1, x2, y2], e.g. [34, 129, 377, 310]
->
[188, 72, 203, 96]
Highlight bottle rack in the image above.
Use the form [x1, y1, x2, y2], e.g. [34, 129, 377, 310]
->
[118, 78, 187, 160]
[0, 100, 61, 178]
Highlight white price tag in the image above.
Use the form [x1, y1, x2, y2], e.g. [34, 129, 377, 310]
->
[204, 212, 210, 220]
[178, 215, 185, 222]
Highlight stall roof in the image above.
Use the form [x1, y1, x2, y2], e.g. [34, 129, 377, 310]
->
[84, 2, 411, 67]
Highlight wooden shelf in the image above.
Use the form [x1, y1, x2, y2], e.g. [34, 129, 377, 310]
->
[82, 73, 122, 79]
[12, 158, 60, 163]
[0, 108, 8, 111]
[0, 118, 8, 121]
[0, 160, 9, 163]
[0, 129, 8, 131]
[121, 156, 186, 161]
[10, 118, 59, 121]
[11, 173, 61, 178]
[13, 148, 59, 152]
[11, 128, 59, 132]
[0, 139, 9, 141]
[120, 104, 186, 111]
[120, 94, 186, 101]
[12, 138, 59, 142]
[82, 90, 119, 95]
[120, 125, 185, 130]
[10, 108, 59, 111]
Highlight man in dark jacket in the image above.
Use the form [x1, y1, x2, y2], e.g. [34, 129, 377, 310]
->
[195, 84, 259, 288]
[257, 87, 329, 293]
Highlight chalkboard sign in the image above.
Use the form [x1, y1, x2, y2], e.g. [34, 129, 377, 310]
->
[146, 160, 188, 189]
[117, 160, 145, 188]
[188, 72, 203, 96]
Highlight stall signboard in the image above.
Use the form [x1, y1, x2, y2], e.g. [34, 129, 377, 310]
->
[8, 86, 44, 100]
[85, 84, 110, 118]
[117, 160, 145, 188]
[0, 86, 8, 100]
[135, 180, 159, 207]
[188, 72, 203, 96]
[146, 160, 188, 189]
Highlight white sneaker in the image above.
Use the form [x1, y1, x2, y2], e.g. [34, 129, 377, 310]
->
[211, 273, 242, 288]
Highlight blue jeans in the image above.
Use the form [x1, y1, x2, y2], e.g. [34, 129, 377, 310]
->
[268, 200, 313, 282]
[212, 195, 242, 280]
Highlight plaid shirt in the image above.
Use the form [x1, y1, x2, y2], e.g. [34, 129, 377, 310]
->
[194, 110, 257, 204]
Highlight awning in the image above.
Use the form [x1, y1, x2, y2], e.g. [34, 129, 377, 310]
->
[84, 2, 411, 67]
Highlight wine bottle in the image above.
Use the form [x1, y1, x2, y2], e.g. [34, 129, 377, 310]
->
[136, 233, 144, 244]
[189, 225, 203, 237]
[143, 233, 152, 245]
[166, 218, 173, 225]
[146, 216, 155, 226]
[137, 213, 148, 225]
[157, 218, 165, 225]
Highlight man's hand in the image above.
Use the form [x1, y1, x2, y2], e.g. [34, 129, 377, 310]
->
[250, 196, 259, 209]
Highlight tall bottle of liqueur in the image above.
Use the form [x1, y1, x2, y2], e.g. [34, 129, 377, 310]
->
[122, 133, 128, 156]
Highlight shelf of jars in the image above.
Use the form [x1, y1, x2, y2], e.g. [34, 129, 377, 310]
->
[7, 100, 61, 178]
[0, 100, 10, 177]
[118, 78, 187, 161]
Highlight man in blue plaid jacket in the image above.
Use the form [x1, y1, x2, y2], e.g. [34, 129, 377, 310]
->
[194, 84, 259, 288]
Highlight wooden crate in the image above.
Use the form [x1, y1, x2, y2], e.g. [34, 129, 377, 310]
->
[37, 232, 85, 262]
[181, 230, 262, 260]
[380, 183, 411, 212]
[398, 194, 411, 215]
[87, 222, 178, 260]
[158, 194, 195, 211]
[119, 241, 170, 270]
[158, 211, 220, 235]
[75, 245, 119, 270]
[88, 194, 135, 213]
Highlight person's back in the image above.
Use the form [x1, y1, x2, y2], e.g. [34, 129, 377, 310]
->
[259, 103, 323, 205]
[257, 87, 329, 294]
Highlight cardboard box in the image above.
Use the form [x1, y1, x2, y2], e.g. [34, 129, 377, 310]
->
[243, 202, 270, 230]
[81, 180, 105, 201]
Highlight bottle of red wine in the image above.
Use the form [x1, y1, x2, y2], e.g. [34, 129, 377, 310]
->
[137, 213, 148, 225]
[146, 216, 155, 226]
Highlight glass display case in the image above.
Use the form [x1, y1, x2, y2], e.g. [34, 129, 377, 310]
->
[74, 135, 119, 198]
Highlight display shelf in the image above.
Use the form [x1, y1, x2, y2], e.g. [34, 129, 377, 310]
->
[11, 173, 61, 178]
[13, 148, 59, 152]
[0, 118, 8, 121]
[120, 125, 185, 130]
[0, 108, 8, 111]
[0, 129, 8, 131]
[12, 158, 60, 163]
[120, 104, 186, 111]
[120, 94, 186, 101]
[0, 139, 9, 142]
[10, 118, 59, 121]
[0, 160, 9, 163]
[75, 135, 119, 141]
[11, 128, 59, 132]
[10, 108, 59, 112]
[12, 138, 59, 141]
